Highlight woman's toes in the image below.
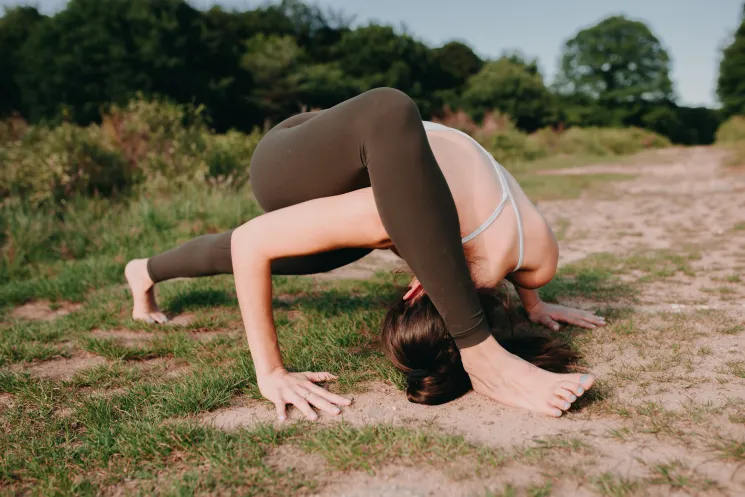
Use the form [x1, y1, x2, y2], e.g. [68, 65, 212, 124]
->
[153, 313, 168, 324]
[559, 381, 584, 397]
[545, 405, 564, 418]
[577, 373, 595, 391]
[549, 396, 572, 412]
[555, 387, 577, 403]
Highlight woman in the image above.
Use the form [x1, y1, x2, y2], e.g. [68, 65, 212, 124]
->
[125, 88, 605, 421]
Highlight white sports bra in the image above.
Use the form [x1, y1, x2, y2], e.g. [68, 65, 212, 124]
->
[422, 121, 525, 272]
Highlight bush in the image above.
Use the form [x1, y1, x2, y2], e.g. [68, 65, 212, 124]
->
[0, 123, 131, 205]
[487, 129, 548, 164]
[716, 116, 745, 143]
[482, 124, 669, 165]
[715, 116, 745, 166]
[0, 97, 263, 206]
[203, 130, 263, 189]
[533, 126, 670, 157]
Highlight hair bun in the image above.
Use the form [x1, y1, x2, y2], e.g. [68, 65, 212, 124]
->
[406, 369, 431, 382]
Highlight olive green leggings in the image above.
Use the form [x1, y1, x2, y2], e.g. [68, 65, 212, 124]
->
[146, 87, 490, 347]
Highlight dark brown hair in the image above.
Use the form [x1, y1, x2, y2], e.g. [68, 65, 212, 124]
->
[380, 287, 581, 405]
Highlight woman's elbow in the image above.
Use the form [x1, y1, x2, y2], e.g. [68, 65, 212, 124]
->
[231, 221, 268, 268]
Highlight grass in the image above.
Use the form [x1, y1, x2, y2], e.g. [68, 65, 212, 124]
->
[514, 435, 590, 465]
[721, 361, 745, 378]
[591, 473, 642, 497]
[517, 172, 634, 201]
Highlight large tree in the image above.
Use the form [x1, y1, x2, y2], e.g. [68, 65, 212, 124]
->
[462, 55, 555, 132]
[331, 24, 440, 113]
[0, 6, 44, 117]
[556, 16, 674, 106]
[16, 0, 208, 124]
[431, 41, 483, 89]
[717, 4, 745, 116]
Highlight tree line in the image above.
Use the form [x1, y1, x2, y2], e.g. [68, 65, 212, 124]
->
[1, 0, 743, 145]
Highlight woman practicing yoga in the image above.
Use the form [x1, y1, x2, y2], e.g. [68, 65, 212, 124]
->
[125, 87, 605, 421]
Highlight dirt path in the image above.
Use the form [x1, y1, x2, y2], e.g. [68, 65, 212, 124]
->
[203, 146, 745, 496]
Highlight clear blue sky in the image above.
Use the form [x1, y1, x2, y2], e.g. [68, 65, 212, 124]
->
[16, 0, 744, 107]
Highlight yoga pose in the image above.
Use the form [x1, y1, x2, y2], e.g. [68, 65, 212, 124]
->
[125, 88, 605, 421]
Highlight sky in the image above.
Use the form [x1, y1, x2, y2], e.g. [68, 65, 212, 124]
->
[15, 0, 744, 108]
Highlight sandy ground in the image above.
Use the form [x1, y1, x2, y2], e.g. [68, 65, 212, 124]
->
[11, 146, 745, 496]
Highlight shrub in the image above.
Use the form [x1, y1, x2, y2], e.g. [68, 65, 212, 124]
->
[0, 123, 131, 205]
[203, 129, 263, 189]
[487, 129, 547, 164]
[0, 97, 263, 205]
[715, 116, 745, 166]
[532, 126, 670, 157]
[716, 116, 745, 144]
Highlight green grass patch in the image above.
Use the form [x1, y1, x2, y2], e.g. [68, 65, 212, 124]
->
[711, 437, 745, 462]
[721, 361, 745, 378]
[591, 473, 644, 497]
[518, 173, 634, 201]
[301, 423, 504, 474]
[514, 435, 590, 465]
[539, 263, 634, 304]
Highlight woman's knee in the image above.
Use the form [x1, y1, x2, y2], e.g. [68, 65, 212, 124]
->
[358, 87, 421, 126]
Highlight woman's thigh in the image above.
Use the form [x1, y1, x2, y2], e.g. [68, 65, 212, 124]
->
[249, 93, 380, 212]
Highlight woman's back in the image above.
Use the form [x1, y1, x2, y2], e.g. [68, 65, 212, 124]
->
[424, 122, 557, 286]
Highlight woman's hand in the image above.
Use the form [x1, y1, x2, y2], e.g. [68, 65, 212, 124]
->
[258, 368, 352, 421]
[526, 301, 606, 331]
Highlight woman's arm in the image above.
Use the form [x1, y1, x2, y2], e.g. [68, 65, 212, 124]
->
[231, 187, 388, 420]
[507, 277, 606, 331]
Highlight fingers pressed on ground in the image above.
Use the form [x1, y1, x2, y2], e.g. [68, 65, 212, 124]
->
[305, 381, 352, 406]
[305, 392, 341, 415]
[304, 372, 337, 382]
[286, 391, 318, 421]
[578, 319, 597, 329]
[540, 316, 561, 331]
[275, 403, 287, 421]
[581, 312, 605, 324]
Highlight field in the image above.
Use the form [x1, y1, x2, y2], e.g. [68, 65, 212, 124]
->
[1, 142, 744, 496]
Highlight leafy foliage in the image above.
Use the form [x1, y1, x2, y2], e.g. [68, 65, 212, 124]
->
[556, 16, 673, 105]
[716, 116, 745, 167]
[462, 55, 556, 132]
[0, 2, 724, 145]
[717, 6, 745, 116]
[0, 98, 262, 206]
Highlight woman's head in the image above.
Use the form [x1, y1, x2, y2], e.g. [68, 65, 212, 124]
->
[380, 286, 581, 405]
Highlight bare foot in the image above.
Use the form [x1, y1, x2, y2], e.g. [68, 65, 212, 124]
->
[124, 259, 168, 323]
[461, 337, 595, 417]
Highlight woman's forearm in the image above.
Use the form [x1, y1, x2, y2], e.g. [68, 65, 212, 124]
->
[231, 224, 284, 376]
[515, 285, 542, 312]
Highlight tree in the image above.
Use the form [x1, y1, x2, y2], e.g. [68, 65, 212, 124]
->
[197, 7, 261, 131]
[240, 34, 306, 120]
[462, 56, 555, 132]
[432, 41, 483, 89]
[718, 4, 745, 116]
[0, 6, 44, 117]
[331, 24, 439, 114]
[556, 16, 674, 106]
[16, 0, 208, 124]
